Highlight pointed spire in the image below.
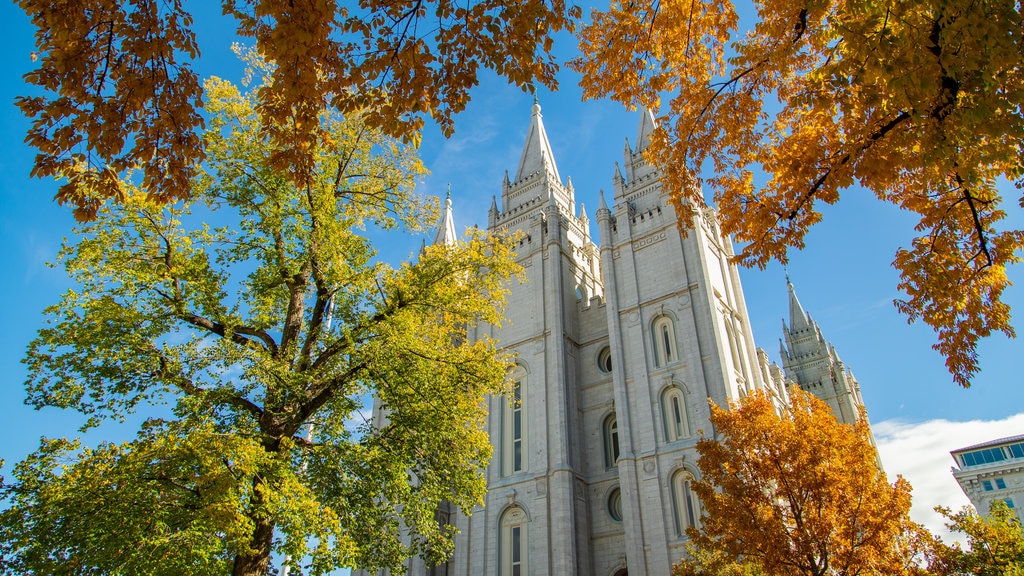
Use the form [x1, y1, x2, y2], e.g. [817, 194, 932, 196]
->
[579, 203, 588, 222]
[515, 98, 561, 183]
[598, 189, 609, 212]
[432, 186, 457, 246]
[489, 194, 498, 214]
[636, 108, 657, 153]
[787, 277, 811, 331]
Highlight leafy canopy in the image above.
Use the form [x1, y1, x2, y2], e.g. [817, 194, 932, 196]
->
[682, 388, 930, 576]
[932, 501, 1024, 575]
[574, 0, 1024, 387]
[15, 0, 580, 220]
[0, 60, 520, 576]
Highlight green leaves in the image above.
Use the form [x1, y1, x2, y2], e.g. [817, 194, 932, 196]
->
[4, 72, 519, 574]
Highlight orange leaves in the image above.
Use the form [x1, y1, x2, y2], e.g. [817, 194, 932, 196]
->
[17, 0, 204, 221]
[688, 388, 921, 576]
[577, 0, 1024, 387]
[18, 0, 578, 218]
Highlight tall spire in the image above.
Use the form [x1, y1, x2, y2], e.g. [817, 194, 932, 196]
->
[787, 276, 810, 331]
[635, 108, 657, 153]
[432, 185, 457, 246]
[514, 98, 561, 183]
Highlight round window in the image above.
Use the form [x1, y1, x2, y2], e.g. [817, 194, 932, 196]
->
[608, 487, 623, 522]
[597, 346, 612, 373]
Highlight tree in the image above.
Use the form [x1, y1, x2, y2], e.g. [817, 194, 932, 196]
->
[0, 61, 520, 576]
[15, 0, 580, 220]
[672, 546, 764, 576]
[931, 501, 1024, 575]
[681, 388, 930, 576]
[574, 0, 1024, 387]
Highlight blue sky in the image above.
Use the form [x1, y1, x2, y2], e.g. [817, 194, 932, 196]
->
[2, 0, 1022, 551]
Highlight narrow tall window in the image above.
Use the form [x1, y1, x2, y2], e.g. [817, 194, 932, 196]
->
[500, 507, 527, 576]
[604, 414, 620, 469]
[652, 316, 677, 367]
[662, 387, 689, 442]
[503, 380, 524, 475]
[672, 470, 700, 536]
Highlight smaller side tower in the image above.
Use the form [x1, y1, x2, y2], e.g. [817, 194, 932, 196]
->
[779, 280, 867, 425]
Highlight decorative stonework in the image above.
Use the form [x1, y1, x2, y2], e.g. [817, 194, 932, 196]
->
[632, 231, 667, 252]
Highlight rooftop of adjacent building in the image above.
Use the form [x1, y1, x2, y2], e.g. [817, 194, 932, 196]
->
[951, 434, 1024, 470]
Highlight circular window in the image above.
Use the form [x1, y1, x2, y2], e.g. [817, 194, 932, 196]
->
[608, 487, 623, 522]
[597, 346, 612, 373]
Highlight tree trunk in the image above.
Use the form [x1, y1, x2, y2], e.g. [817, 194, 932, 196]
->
[232, 481, 276, 576]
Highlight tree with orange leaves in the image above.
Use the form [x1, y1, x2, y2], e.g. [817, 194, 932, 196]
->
[15, 0, 579, 220]
[678, 388, 932, 576]
[574, 0, 1024, 387]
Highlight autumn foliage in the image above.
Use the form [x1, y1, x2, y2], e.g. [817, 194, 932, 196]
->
[681, 388, 927, 576]
[15, 0, 579, 220]
[574, 0, 1024, 387]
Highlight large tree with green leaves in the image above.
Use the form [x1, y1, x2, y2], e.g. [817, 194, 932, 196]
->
[0, 61, 519, 576]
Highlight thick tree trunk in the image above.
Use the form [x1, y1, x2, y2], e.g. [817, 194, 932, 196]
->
[232, 480, 276, 576]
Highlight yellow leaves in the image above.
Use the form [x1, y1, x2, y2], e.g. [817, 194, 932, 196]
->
[578, 0, 1024, 387]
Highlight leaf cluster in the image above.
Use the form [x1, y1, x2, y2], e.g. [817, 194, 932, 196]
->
[574, 0, 1024, 386]
[684, 388, 926, 576]
[931, 501, 1024, 575]
[16, 0, 580, 221]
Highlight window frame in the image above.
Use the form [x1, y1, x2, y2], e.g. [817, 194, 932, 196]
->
[607, 487, 623, 522]
[604, 413, 620, 469]
[503, 378, 525, 475]
[499, 507, 528, 576]
[597, 346, 613, 374]
[671, 469, 700, 537]
[651, 315, 678, 367]
[662, 386, 690, 443]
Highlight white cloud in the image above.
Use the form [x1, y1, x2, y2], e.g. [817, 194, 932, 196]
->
[873, 413, 1024, 542]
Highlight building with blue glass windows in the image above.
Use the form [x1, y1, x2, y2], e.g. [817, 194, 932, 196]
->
[951, 435, 1024, 521]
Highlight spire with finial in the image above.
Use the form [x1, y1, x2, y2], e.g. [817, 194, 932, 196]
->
[636, 108, 657, 153]
[514, 97, 561, 183]
[432, 185, 457, 246]
[787, 276, 811, 331]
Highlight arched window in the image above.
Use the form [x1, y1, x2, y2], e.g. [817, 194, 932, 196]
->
[503, 379, 524, 475]
[604, 413, 620, 469]
[500, 507, 528, 576]
[661, 387, 689, 442]
[672, 470, 701, 536]
[652, 316, 678, 367]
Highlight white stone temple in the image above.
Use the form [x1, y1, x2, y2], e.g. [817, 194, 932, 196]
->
[358, 102, 869, 576]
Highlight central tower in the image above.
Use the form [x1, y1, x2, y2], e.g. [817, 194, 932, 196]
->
[447, 104, 787, 576]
